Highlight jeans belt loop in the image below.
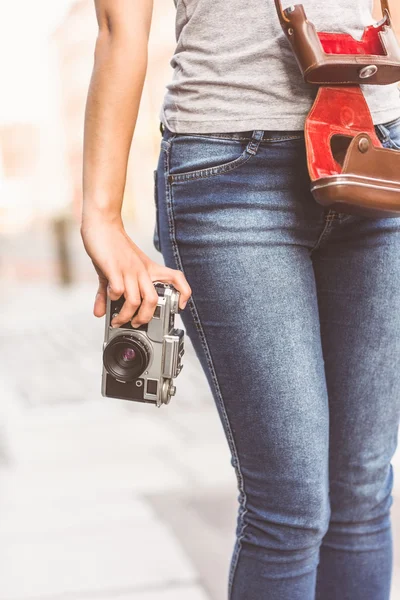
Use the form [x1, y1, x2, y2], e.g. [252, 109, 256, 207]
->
[375, 123, 390, 144]
[247, 130, 265, 155]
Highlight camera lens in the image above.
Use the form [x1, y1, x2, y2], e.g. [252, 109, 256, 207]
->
[103, 334, 151, 382]
[120, 347, 136, 363]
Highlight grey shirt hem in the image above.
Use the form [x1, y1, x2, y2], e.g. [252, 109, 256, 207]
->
[161, 105, 400, 134]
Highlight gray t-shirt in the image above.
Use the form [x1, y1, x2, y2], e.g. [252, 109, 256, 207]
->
[159, 0, 400, 133]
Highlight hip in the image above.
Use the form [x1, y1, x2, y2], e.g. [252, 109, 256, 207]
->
[152, 117, 400, 254]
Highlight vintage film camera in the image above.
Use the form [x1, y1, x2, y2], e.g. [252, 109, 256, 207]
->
[102, 282, 184, 407]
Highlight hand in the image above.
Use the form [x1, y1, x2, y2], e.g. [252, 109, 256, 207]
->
[80, 216, 192, 328]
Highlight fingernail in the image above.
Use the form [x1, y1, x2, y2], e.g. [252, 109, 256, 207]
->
[181, 301, 187, 310]
[111, 321, 120, 328]
[131, 323, 140, 329]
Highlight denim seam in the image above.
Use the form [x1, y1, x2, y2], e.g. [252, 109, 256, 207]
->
[337, 212, 354, 222]
[384, 135, 400, 151]
[162, 142, 249, 599]
[262, 135, 304, 141]
[376, 124, 391, 145]
[247, 129, 264, 154]
[168, 149, 254, 184]
[389, 140, 400, 150]
[309, 210, 337, 255]
[383, 115, 400, 127]
[161, 135, 177, 150]
[191, 134, 304, 142]
[191, 135, 254, 141]
[168, 132, 265, 184]
[375, 124, 400, 151]
[152, 169, 162, 253]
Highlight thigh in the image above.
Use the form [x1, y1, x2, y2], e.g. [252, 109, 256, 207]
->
[313, 211, 400, 520]
[155, 130, 331, 528]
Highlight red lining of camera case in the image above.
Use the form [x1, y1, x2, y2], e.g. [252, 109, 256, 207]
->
[318, 27, 385, 57]
[305, 86, 383, 181]
[274, 0, 400, 216]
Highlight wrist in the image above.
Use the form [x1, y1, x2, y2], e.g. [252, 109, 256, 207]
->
[81, 203, 123, 229]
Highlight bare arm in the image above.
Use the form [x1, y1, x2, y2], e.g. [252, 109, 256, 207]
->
[81, 0, 191, 327]
[83, 0, 151, 220]
[392, 3, 400, 39]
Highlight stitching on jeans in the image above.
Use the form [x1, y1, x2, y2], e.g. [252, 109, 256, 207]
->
[178, 133, 304, 142]
[337, 212, 355, 222]
[382, 115, 400, 128]
[168, 148, 254, 184]
[309, 210, 336, 255]
[168, 133, 268, 184]
[262, 135, 303, 141]
[180, 134, 252, 141]
[161, 134, 177, 148]
[384, 136, 400, 151]
[376, 122, 400, 150]
[162, 143, 248, 598]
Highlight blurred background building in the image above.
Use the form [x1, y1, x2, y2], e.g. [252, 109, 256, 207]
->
[0, 1, 400, 599]
[0, 3, 237, 599]
[0, 0, 175, 285]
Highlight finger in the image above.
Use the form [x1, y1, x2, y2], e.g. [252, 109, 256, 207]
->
[94, 277, 108, 317]
[172, 270, 192, 309]
[151, 267, 192, 310]
[92, 259, 124, 303]
[91, 261, 109, 317]
[111, 277, 141, 327]
[107, 278, 125, 302]
[131, 275, 160, 328]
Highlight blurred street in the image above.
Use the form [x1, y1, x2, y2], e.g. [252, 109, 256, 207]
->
[0, 227, 400, 600]
[1, 0, 400, 598]
[0, 2, 241, 597]
[0, 226, 239, 600]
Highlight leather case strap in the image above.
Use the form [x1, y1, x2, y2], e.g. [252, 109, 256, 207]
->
[275, 0, 391, 27]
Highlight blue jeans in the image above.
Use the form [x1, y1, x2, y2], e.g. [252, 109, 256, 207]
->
[153, 116, 400, 599]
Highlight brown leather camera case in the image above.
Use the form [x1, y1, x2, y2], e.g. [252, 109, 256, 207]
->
[305, 86, 400, 218]
[275, 0, 400, 85]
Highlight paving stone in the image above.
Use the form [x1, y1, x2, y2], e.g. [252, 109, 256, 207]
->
[0, 517, 197, 600]
[0, 490, 153, 537]
[7, 410, 185, 468]
[0, 283, 214, 599]
[149, 486, 237, 600]
[89, 585, 210, 600]
[1, 281, 400, 600]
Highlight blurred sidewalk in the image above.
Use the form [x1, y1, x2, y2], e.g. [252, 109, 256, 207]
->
[0, 228, 400, 599]
[0, 225, 238, 600]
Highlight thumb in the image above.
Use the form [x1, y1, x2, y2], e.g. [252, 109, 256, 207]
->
[92, 262, 109, 317]
[94, 276, 108, 317]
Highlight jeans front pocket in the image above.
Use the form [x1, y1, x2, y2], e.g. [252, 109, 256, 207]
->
[167, 134, 254, 184]
[153, 168, 162, 253]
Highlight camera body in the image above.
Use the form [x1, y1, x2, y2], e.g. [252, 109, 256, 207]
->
[102, 282, 184, 407]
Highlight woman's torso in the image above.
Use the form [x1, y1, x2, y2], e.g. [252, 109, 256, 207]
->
[159, 0, 400, 133]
